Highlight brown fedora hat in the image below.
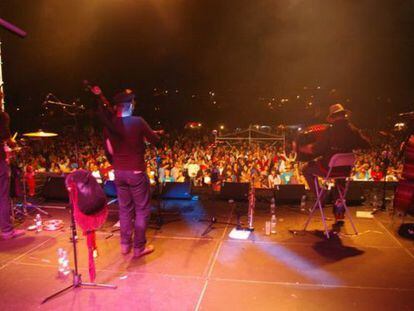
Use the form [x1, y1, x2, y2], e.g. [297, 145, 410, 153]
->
[327, 103, 350, 122]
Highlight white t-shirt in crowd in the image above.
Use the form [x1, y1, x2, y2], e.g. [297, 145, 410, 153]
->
[188, 163, 200, 177]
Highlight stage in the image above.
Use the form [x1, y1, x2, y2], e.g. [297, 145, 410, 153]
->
[0, 199, 413, 311]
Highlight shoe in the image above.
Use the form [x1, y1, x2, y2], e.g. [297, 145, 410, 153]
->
[2, 229, 25, 240]
[334, 212, 345, 221]
[334, 220, 345, 227]
[133, 245, 154, 258]
[121, 244, 131, 255]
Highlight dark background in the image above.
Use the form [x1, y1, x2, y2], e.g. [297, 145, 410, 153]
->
[0, 0, 413, 132]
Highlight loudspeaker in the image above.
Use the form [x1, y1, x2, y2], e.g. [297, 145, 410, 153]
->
[160, 182, 192, 199]
[255, 188, 275, 201]
[42, 175, 69, 201]
[103, 180, 117, 198]
[275, 184, 305, 204]
[327, 181, 366, 205]
[220, 182, 249, 201]
[345, 182, 366, 205]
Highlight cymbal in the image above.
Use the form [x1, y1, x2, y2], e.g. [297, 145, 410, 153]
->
[23, 130, 58, 138]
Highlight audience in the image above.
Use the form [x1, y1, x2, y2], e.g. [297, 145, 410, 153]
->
[12, 128, 403, 191]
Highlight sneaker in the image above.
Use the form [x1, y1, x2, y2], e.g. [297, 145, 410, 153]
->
[133, 245, 154, 258]
[2, 229, 25, 240]
[334, 212, 345, 220]
[335, 220, 345, 227]
[121, 244, 131, 255]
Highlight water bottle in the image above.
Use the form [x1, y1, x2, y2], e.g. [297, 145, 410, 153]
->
[270, 214, 277, 234]
[372, 194, 378, 208]
[35, 214, 42, 233]
[57, 248, 71, 277]
[300, 195, 306, 211]
[270, 197, 276, 215]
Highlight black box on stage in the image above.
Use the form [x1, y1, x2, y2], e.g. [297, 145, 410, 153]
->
[220, 182, 249, 201]
[329, 181, 366, 205]
[42, 175, 69, 202]
[160, 182, 192, 199]
[274, 184, 305, 204]
[347, 181, 366, 205]
[255, 188, 275, 201]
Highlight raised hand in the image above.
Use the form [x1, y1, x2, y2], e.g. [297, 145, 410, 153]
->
[91, 86, 102, 96]
[154, 130, 165, 136]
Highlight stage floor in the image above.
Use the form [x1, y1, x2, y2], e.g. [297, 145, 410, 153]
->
[0, 199, 413, 311]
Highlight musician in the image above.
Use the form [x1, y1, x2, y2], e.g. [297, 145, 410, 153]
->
[0, 90, 24, 239]
[91, 86, 160, 258]
[299, 103, 370, 220]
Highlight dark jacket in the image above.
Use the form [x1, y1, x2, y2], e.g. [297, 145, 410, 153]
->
[312, 119, 370, 166]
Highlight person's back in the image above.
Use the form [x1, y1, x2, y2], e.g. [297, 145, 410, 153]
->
[108, 116, 158, 171]
[300, 103, 371, 222]
[91, 86, 159, 258]
[313, 119, 370, 167]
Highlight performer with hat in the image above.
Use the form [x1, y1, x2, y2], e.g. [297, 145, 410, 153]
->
[90, 86, 160, 257]
[298, 103, 370, 222]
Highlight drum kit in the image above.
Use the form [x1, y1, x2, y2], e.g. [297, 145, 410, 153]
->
[9, 129, 58, 220]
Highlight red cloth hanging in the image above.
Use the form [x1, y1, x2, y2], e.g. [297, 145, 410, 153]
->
[69, 181, 108, 282]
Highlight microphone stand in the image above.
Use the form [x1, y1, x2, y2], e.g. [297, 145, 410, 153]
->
[42, 95, 116, 304]
[41, 186, 116, 304]
[43, 94, 85, 167]
[373, 152, 391, 214]
[150, 145, 182, 230]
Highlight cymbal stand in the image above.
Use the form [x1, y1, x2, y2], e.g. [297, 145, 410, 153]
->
[19, 168, 50, 216]
[13, 151, 50, 217]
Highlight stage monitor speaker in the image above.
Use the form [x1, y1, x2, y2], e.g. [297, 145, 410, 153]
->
[329, 181, 365, 205]
[346, 182, 366, 205]
[160, 182, 192, 200]
[103, 180, 117, 198]
[220, 182, 249, 201]
[255, 188, 275, 202]
[275, 184, 305, 204]
[42, 175, 69, 202]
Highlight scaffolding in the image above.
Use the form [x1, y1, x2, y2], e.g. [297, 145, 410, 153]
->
[215, 125, 285, 147]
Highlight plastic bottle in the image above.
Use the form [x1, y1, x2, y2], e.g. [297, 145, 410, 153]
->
[372, 194, 378, 208]
[57, 248, 71, 277]
[300, 195, 306, 211]
[271, 214, 277, 234]
[270, 197, 276, 215]
[35, 214, 42, 233]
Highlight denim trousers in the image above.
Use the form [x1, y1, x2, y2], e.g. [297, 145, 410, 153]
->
[0, 160, 13, 233]
[114, 170, 151, 251]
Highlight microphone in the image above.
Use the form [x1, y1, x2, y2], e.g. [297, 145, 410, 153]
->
[74, 99, 85, 110]
[42, 93, 52, 106]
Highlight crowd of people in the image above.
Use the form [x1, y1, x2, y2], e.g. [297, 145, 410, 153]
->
[11, 128, 403, 194]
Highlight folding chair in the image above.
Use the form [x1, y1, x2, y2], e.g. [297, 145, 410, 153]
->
[303, 153, 358, 238]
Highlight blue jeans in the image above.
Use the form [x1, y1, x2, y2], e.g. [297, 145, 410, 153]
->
[0, 160, 13, 233]
[114, 170, 151, 251]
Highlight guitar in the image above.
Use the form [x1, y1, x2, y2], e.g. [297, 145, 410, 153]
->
[4, 133, 25, 164]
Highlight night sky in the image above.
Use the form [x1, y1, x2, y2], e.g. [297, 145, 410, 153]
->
[0, 0, 413, 131]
